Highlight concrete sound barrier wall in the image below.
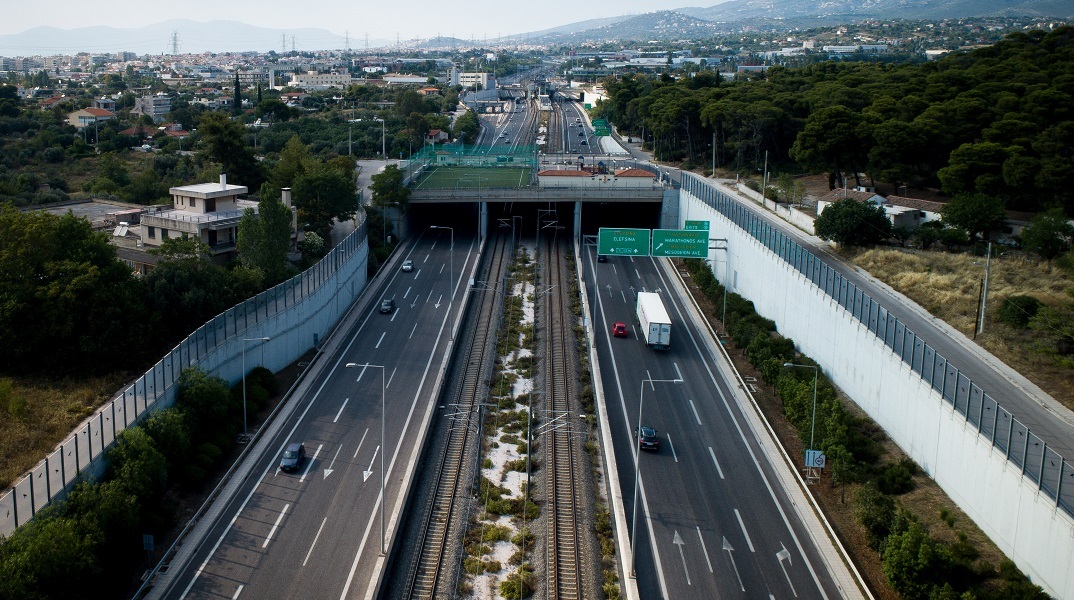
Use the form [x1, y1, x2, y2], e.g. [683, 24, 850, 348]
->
[677, 173, 1074, 599]
[0, 224, 370, 537]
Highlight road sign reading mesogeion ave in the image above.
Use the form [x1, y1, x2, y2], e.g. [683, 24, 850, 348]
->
[598, 227, 651, 256]
[651, 229, 709, 258]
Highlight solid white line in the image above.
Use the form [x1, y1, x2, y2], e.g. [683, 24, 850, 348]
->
[232, 585, 244, 599]
[353, 428, 369, 459]
[734, 509, 754, 552]
[688, 400, 702, 425]
[409, 323, 418, 339]
[179, 512, 240, 599]
[667, 433, 678, 462]
[403, 286, 411, 299]
[299, 444, 321, 483]
[386, 367, 397, 389]
[333, 398, 350, 423]
[375, 332, 386, 348]
[303, 517, 328, 566]
[708, 447, 725, 479]
[674, 363, 684, 382]
[697, 526, 713, 573]
[262, 504, 290, 548]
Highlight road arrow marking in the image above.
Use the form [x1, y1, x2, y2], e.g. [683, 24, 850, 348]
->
[777, 543, 798, 597]
[323, 445, 342, 479]
[605, 284, 612, 297]
[723, 536, 745, 592]
[697, 526, 713, 573]
[673, 530, 691, 585]
[435, 294, 442, 309]
[364, 445, 379, 482]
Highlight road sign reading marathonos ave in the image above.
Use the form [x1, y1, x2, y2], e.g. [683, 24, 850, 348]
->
[651, 229, 709, 258]
[597, 227, 651, 256]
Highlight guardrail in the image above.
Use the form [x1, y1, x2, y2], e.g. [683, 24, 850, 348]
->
[680, 172, 1073, 519]
[0, 223, 369, 536]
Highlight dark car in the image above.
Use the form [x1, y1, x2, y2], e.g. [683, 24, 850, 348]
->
[637, 426, 659, 451]
[612, 321, 629, 337]
[597, 254, 607, 263]
[280, 443, 305, 471]
[578, 130, 584, 136]
[379, 298, 395, 314]
[580, 140, 587, 146]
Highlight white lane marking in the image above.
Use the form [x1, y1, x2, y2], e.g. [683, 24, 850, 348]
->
[423, 254, 430, 262]
[323, 445, 342, 479]
[375, 332, 386, 348]
[697, 527, 713, 573]
[636, 269, 642, 279]
[688, 400, 702, 425]
[409, 323, 418, 339]
[303, 517, 328, 566]
[629, 256, 635, 263]
[232, 585, 244, 599]
[674, 363, 684, 382]
[403, 286, 411, 299]
[387, 367, 397, 389]
[631, 324, 639, 340]
[299, 444, 322, 483]
[425, 288, 433, 302]
[431, 241, 437, 249]
[353, 428, 369, 459]
[413, 269, 421, 280]
[354, 364, 368, 382]
[439, 263, 445, 274]
[333, 398, 350, 423]
[613, 264, 618, 275]
[262, 504, 290, 548]
[390, 310, 398, 322]
[734, 509, 755, 552]
[621, 290, 627, 303]
[667, 433, 678, 462]
[708, 447, 725, 479]
[651, 257, 830, 597]
[646, 370, 654, 390]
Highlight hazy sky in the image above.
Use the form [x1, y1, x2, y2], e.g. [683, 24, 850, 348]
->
[2, 0, 710, 40]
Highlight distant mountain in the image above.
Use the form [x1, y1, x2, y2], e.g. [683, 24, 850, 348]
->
[534, 11, 728, 45]
[0, 20, 382, 56]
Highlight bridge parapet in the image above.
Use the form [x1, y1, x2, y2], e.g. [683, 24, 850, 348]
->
[408, 187, 665, 203]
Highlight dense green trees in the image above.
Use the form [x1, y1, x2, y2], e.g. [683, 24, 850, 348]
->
[939, 193, 1006, 242]
[197, 112, 264, 189]
[598, 26, 1074, 215]
[814, 199, 893, 246]
[238, 189, 295, 284]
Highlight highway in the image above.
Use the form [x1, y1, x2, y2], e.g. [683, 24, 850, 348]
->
[582, 247, 858, 599]
[156, 228, 479, 600]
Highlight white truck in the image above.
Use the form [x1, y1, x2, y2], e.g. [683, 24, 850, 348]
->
[636, 292, 671, 350]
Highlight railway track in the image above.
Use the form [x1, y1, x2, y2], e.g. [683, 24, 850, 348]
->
[542, 234, 581, 600]
[403, 232, 511, 600]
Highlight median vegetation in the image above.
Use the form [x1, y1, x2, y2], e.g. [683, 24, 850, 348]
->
[682, 259, 1045, 599]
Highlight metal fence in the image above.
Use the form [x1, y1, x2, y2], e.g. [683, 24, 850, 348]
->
[680, 172, 1073, 518]
[0, 223, 369, 536]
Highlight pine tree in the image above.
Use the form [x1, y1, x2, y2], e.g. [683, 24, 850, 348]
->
[233, 73, 242, 116]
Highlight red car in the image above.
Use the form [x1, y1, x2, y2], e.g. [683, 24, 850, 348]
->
[611, 322, 629, 337]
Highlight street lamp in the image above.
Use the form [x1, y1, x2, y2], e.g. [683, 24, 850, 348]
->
[241, 337, 270, 441]
[709, 238, 729, 330]
[429, 225, 454, 332]
[346, 362, 387, 555]
[783, 363, 819, 480]
[630, 376, 682, 578]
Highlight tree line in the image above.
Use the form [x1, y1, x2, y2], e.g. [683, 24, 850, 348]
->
[593, 26, 1074, 216]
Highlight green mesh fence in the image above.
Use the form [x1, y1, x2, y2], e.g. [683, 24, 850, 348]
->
[403, 143, 539, 190]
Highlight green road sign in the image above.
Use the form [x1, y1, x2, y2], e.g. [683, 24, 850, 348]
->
[652, 229, 708, 258]
[684, 220, 710, 231]
[598, 227, 651, 256]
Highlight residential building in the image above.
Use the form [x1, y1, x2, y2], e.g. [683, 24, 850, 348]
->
[92, 97, 116, 111]
[448, 67, 495, 91]
[140, 174, 255, 264]
[131, 93, 172, 123]
[291, 71, 354, 90]
[67, 107, 114, 128]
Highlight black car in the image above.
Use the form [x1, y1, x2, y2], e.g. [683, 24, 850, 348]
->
[379, 298, 395, 314]
[280, 443, 305, 471]
[637, 426, 660, 451]
[597, 254, 607, 263]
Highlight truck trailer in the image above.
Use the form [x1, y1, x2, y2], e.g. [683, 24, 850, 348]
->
[636, 292, 671, 350]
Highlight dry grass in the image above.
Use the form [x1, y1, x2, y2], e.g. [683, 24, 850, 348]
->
[849, 248, 1074, 407]
[0, 372, 133, 489]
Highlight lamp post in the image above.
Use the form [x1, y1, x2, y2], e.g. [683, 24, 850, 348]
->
[241, 337, 270, 441]
[630, 376, 682, 578]
[346, 362, 387, 555]
[429, 225, 454, 332]
[709, 238, 729, 331]
[783, 363, 819, 479]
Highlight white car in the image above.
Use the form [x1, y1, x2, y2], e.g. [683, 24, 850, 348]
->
[402, 259, 414, 272]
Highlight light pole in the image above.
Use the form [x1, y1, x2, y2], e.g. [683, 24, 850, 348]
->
[241, 337, 270, 441]
[784, 362, 819, 479]
[346, 362, 387, 555]
[709, 238, 729, 331]
[429, 225, 454, 331]
[630, 376, 682, 578]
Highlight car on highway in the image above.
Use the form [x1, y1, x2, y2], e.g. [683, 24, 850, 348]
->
[402, 259, 413, 272]
[611, 321, 629, 337]
[580, 140, 587, 146]
[578, 131, 584, 136]
[597, 254, 607, 263]
[280, 443, 306, 472]
[636, 426, 659, 451]
[379, 298, 395, 314]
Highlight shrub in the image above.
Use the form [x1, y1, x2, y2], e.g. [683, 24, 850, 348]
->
[856, 482, 896, 550]
[997, 295, 1043, 329]
[877, 458, 917, 495]
[499, 566, 536, 598]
